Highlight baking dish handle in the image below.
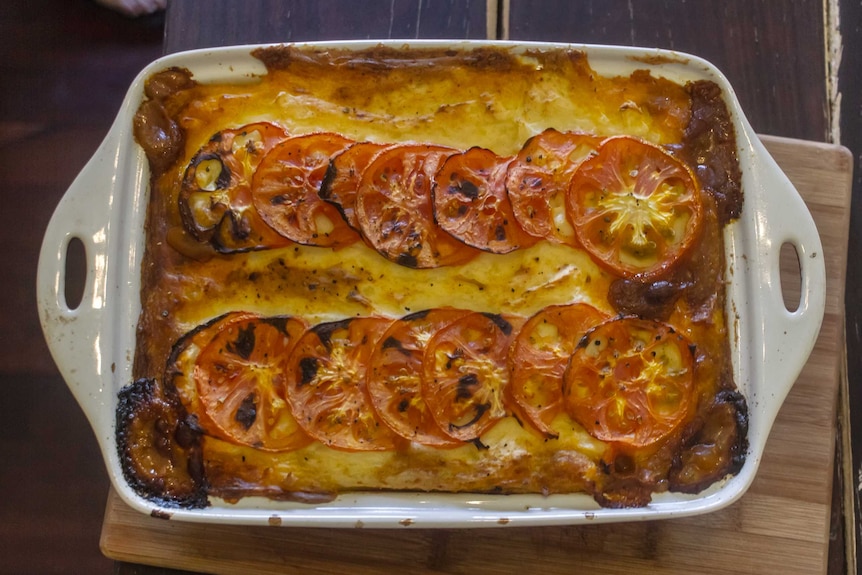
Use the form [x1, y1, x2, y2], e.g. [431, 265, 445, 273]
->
[36, 128, 129, 432]
[749, 137, 827, 425]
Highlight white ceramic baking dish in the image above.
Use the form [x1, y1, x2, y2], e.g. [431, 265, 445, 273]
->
[36, 40, 825, 528]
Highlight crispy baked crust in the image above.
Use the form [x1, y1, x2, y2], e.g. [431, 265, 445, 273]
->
[119, 45, 747, 509]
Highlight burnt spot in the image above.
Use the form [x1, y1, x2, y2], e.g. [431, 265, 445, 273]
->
[445, 348, 465, 370]
[481, 312, 513, 336]
[471, 437, 490, 450]
[576, 334, 592, 349]
[299, 357, 319, 385]
[270, 194, 289, 206]
[235, 393, 257, 430]
[115, 378, 207, 509]
[402, 309, 432, 322]
[382, 336, 411, 357]
[397, 252, 419, 268]
[450, 179, 480, 200]
[494, 225, 507, 242]
[191, 152, 231, 189]
[456, 373, 479, 400]
[263, 316, 290, 335]
[312, 318, 352, 350]
[226, 323, 256, 360]
[449, 402, 490, 430]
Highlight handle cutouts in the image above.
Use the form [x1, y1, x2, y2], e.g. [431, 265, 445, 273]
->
[64, 237, 86, 311]
[778, 241, 801, 313]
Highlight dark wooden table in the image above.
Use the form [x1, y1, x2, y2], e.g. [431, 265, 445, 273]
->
[111, 1, 859, 573]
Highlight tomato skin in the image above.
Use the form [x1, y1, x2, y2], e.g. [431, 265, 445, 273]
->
[166, 311, 258, 436]
[562, 316, 696, 447]
[194, 314, 313, 452]
[179, 122, 291, 252]
[284, 317, 404, 451]
[432, 147, 536, 254]
[507, 303, 609, 438]
[252, 132, 361, 247]
[422, 312, 523, 442]
[319, 141, 389, 231]
[566, 136, 703, 280]
[367, 308, 468, 447]
[505, 129, 601, 244]
[356, 144, 480, 268]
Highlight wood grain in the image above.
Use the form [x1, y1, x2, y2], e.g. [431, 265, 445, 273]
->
[100, 136, 852, 575]
[836, 0, 862, 569]
[163, 0, 493, 54]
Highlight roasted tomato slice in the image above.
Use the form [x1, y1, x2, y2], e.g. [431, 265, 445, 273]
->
[367, 308, 468, 447]
[562, 317, 696, 447]
[432, 147, 536, 254]
[284, 317, 403, 451]
[252, 132, 360, 247]
[179, 122, 291, 252]
[194, 315, 312, 452]
[166, 311, 257, 433]
[356, 143, 480, 268]
[505, 129, 601, 244]
[319, 141, 389, 231]
[566, 135, 703, 279]
[508, 303, 609, 438]
[422, 312, 522, 442]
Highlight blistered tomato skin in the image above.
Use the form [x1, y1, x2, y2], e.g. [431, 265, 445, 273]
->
[252, 132, 361, 248]
[356, 144, 480, 268]
[367, 308, 468, 447]
[284, 317, 404, 451]
[563, 316, 697, 448]
[506, 129, 602, 244]
[194, 315, 312, 452]
[432, 147, 536, 254]
[320, 141, 389, 231]
[508, 303, 609, 438]
[422, 312, 522, 442]
[567, 136, 703, 280]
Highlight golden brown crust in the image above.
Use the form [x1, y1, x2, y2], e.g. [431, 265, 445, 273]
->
[122, 45, 747, 509]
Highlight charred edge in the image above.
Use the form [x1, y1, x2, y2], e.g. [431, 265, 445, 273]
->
[211, 211, 255, 253]
[115, 378, 208, 509]
[402, 308, 432, 322]
[471, 437, 490, 450]
[449, 402, 490, 431]
[312, 318, 353, 349]
[717, 389, 750, 473]
[382, 335, 410, 356]
[319, 158, 338, 200]
[481, 312, 513, 336]
[397, 252, 420, 268]
[262, 315, 291, 335]
[164, 312, 235, 385]
[190, 152, 231, 189]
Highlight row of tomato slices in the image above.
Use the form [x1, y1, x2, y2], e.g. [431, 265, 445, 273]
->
[171, 304, 698, 454]
[180, 123, 703, 279]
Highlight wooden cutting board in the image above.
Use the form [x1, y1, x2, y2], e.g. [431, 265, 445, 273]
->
[100, 136, 852, 575]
